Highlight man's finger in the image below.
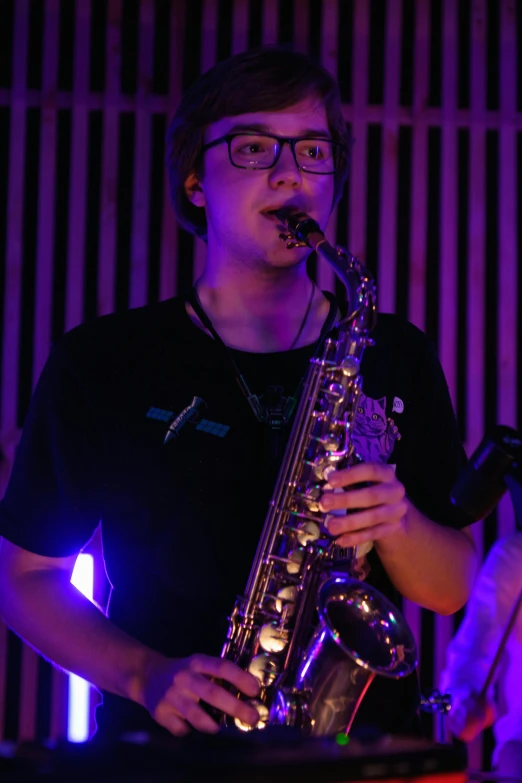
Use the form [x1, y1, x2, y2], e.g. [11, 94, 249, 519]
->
[326, 503, 408, 536]
[173, 693, 221, 733]
[191, 675, 260, 727]
[320, 483, 405, 512]
[328, 462, 396, 488]
[187, 654, 260, 697]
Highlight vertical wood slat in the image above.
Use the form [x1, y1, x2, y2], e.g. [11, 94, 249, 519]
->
[317, 0, 338, 294]
[54, 0, 93, 733]
[129, 0, 154, 309]
[64, 0, 91, 332]
[466, 0, 487, 563]
[32, 0, 59, 382]
[497, 0, 518, 540]
[377, 0, 401, 314]
[231, 0, 249, 55]
[403, 0, 431, 660]
[407, 0, 430, 332]
[159, 0, 186, 301]
[97, 0, 122, 316]
[0, 0, 30, 743]
[439, 0, 459, 405]
[349, 0, 369, 259]
[192, 0, 218, 284]
[201, 0, 218, 72]
[466, 0, 488, 770]
[433, 0, 459, 725]
[292, 0, 309, 54]
[50, 671, 69, 741]
[466, 0, 487, 459]
[19, 0, 60, 744]
[261, 0, 278, 46]
[0, 5, 28, 477]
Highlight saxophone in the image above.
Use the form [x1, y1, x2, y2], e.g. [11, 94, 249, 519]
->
[221, 209, 418, 737]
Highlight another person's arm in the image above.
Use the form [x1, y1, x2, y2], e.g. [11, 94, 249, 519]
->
[439, 537, 522, 740]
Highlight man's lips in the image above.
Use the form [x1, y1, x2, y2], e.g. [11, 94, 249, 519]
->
[261, 210, 283, 224]
[260, 206, 303, 225]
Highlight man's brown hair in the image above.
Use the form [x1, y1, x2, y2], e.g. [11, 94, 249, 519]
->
[166, 48, 351, 240]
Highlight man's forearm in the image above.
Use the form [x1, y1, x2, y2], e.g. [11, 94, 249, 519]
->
[0, 569, 162, 707]
[375, 502, 477, 614]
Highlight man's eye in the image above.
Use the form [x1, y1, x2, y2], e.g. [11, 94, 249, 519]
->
[237, 142, 266, 155]
[305, 146, 323, 159]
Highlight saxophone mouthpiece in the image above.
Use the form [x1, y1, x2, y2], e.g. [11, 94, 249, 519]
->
[274, 208, 325, 249]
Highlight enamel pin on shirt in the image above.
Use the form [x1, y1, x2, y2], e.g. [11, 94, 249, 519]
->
[164, 397, 207, 443]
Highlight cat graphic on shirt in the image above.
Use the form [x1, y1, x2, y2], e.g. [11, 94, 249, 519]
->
[349, 393, 402, 580]
[352, 393, 401, 464]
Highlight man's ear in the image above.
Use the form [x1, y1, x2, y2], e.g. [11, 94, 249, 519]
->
[184, 172, 206, 208]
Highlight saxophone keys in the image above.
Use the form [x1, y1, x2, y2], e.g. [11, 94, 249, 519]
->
[325, 382, 345, 402]
[248, 653, 280, 686]
[307, 455, 327, 480]
[296, 520, 320, 546]
[259, 622, 289, 654]
[286, 547, 305, 574]
[234, 699, 270, 732]
[321, 432, 342, 452]
[341, 356, 361, 377]
[275, 585, 298, 617]
[293, 484, 322, 513]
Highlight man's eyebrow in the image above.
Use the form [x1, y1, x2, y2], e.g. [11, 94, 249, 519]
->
[225, 123, 332, 138]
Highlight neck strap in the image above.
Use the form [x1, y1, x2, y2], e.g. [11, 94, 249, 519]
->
[185, 286, 339, 428]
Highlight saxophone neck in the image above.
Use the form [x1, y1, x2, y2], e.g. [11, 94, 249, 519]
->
[274, 207, 377, 334]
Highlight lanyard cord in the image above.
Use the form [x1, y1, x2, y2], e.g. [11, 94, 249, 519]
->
[185, 285, 339, 428]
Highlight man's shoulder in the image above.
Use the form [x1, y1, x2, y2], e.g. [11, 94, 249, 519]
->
[373, 312, 433, 352]
[56, 297, 187, 359]
[65, 297, 184, 340]
[40, 297, 193, 388]
[363, 312, 436, 378]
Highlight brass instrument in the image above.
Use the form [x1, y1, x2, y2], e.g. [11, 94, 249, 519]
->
[221, 209, 418, 736]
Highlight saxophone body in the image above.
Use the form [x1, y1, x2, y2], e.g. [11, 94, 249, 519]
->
[222, 209, 418, 737]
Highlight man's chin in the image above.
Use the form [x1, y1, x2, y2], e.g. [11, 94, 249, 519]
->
[264, 242, 310, 268]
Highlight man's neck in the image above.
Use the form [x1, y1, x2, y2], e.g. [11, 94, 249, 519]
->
[187, 269, 331, 353]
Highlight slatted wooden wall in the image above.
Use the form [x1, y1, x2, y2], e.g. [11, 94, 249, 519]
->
[0, 0, 520, 769]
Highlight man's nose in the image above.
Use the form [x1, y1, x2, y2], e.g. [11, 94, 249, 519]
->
[268, 141, 302, 186]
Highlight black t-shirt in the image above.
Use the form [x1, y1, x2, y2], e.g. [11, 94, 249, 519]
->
[0, 296, 470, 738]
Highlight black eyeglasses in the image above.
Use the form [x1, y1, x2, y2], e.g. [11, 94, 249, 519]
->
[201, 133, 344, 174]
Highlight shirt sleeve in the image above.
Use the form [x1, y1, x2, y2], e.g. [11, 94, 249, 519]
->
[0, 337, 103, 557]
[393, 329, 472, 530]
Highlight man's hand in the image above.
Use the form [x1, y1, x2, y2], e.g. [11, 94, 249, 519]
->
[319, 462, 408, 547]
[142, 654, 261, 736]
[448, 692, 496, 742]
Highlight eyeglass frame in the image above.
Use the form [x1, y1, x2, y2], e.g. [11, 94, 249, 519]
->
[200, 132, 346, 175]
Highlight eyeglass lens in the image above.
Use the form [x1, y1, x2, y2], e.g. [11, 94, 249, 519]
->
[229, 135, 336, 172]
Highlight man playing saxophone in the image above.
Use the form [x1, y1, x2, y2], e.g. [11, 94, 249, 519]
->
[0, 48, 476, 742]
